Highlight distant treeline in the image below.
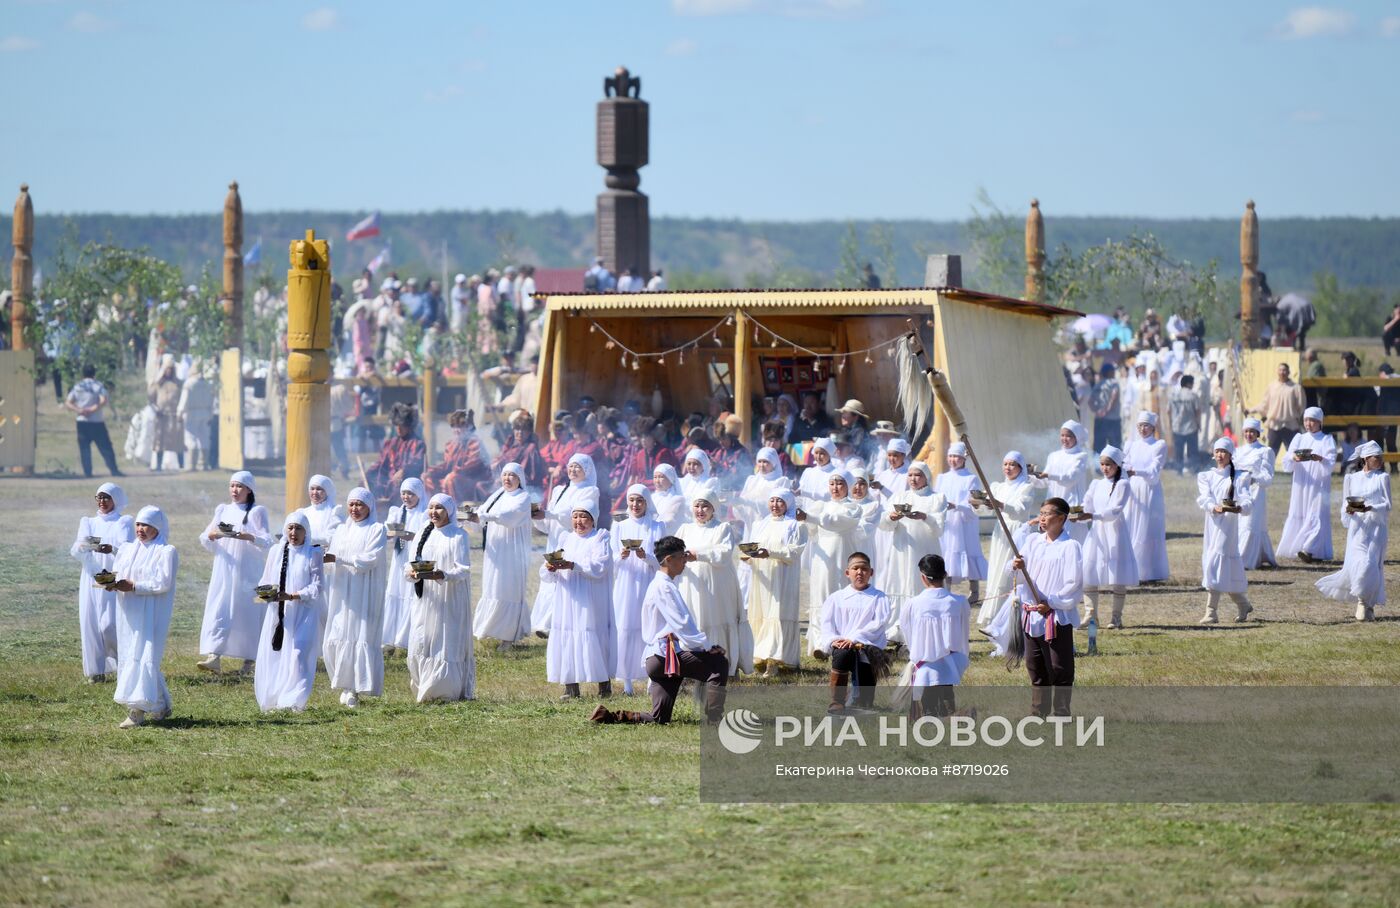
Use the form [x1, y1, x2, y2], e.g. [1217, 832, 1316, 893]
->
[3, 210, 1398, 295]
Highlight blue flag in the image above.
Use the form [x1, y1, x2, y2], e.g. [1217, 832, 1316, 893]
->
[243, 239, 261, 266]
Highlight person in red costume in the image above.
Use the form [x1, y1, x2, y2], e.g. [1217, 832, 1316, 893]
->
[423, 409, 493, 503]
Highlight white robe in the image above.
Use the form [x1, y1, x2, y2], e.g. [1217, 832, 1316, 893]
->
[546, 529, 615, 684]
[324, 516, 388, 695]
[1123, 436, 1169, 580]
[650, 488, 688, 536]
[747, 516, 806, 668]
[1277, 431, 1337, 560]
[797, 463, 835, 504]
[803, 497, 864, 654]
[850, 493, 883, 555]
[610, 515, 668, 682]
[71, 512, 134, 676]
[304, 502, 345, 548]
[902, 587, 971, 687]
[980, 477, 1037, 625]
[111, 538, 178, 715]
[382, 501, 428, 649]
[1011, 531, 1083, 637]
[1197, 467, 1254, 593]
[870, 465, 907, 582]
[531, 478, 597, 633]
[933, 468, 987, 581]
[1317, 470, 1391, 607]
[818, 585, 890, 653]
[875, 488, 947, 641]
[984, 521, 1040, 656]
[1081, 477, 1139, 588]
[1235, 441, 1278, 569]
[198, 503, 274, 661]
[408, 524, 475, 702]
[254, 542, 324, 712]
[1043, 447, 1091, 543]
[473, 486, 533, 642]
[678, 519, 749, 674]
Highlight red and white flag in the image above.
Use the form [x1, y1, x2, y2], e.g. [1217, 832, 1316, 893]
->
[346, 211, 380, 241]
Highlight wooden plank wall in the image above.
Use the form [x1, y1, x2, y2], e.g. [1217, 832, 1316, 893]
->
[0, 350, 37, 470]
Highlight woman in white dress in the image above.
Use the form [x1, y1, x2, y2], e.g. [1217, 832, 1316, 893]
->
[1277, 407, 1337, 562]
[848, 468, 883, 554]
[677, 483, 748, 675]
[803, 470, 863, 657]
[1122, 411, 1169, 581]
[973, 452, 1038, 626]
[1234, 417, 1278, 570]
[304, 474, 346, 547]
[406, 493, 475, 702]
[679, 448, 714, 503]
[469, 462, 533, 648]
[609, 484, 667, 693]
[546, 488, 615, 699]
[1197, 438, 1256, 624]
[105, 505, 177, 728]
[1317, 441, 1391, 621]
[531, 453, 598, 635]
[323, 486, 387, 708]
[1036, 420, 1092, 543]
[734, 447, 791, 605]
[650, 464, 687, 535]
[877, 461, 947, 643]
[253, 510, 324, 713]
[745, 489, 807, 675]
[382, 477, 428, 656]
[933, 442, 988, 602]
[1079, 446, 1138, 629]
[71, 482, 134, 683]
[798, 437, 838, 504]
[197, 471, 273, 675]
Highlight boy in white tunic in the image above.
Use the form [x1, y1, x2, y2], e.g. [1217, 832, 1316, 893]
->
[1317, 442, 1390, 621]
[589, 536, 729, 725]
[254, 511, 324, 713]
[71, 482, 133, 682]
[819, 552, 891, 713]
[323, 487, 388, 708]
[1234, 418, 1278, 569]
[197, 471, 273, 675]
[902, 554, 971, 718]
[104, 505, 178, 728]
[1197, 439, 1256, 624]
[1010, 497, 1083, 718]
[406, 493, 475, 702]
[1122, 411, 1169, 581]
[1277, 406, 1337, 562]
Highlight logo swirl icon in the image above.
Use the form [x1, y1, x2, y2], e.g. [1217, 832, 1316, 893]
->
[717, 708, 764, 755]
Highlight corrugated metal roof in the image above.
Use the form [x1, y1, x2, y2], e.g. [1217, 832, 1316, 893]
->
[533, 285, 1082, 319]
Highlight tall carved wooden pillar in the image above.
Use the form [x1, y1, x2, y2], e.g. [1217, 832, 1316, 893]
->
[10, 185, 33, 350]
[596, 66, 650, 278]
[1240, 200, 1259, 349]
[223, 181, 244, 350]
[1025, 198, 1044, 303]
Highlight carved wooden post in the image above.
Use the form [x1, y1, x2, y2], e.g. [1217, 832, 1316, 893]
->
[1024, 198, 1044, 303]
[733, 310, 750, 438]
[285, 230, 331, 511]
[10, 185, 33, 350]
[1240, 200, 1259, 349]
[223, 181, 244, 350]
[596, 66, 650, 277]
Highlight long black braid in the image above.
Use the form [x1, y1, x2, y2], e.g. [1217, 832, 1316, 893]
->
[272, 540, 290, 651]
[242, 490, 256, 526]
[413, 522, 435, 598]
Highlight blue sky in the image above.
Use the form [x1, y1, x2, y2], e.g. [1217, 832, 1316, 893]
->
[2, 0, 1397, 219]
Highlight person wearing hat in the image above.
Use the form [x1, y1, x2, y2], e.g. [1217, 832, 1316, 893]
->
[491, 411, 548, 495]
[253, 511, 325, 713]
[677, 482, 748, 675]
[365, 403, 427, 502]
[1122, 410, 1169, 582]
[804, 470, 865, 659]
[1196, 438, 1256, 624]
[933, 442, 989, 605]
[196, 472, 273, 675]
[836, 399, 872, 463]
[1079, 446, 1138, 629]
[324, 487, 388, 708]
[972, 452, 1038, 629]
[405, 493, 475, 702]
[105, 505, 178, 728]
[1316, 441, 1390, 621]
[1036, 420, 1092, 544]
[546, 488, 616, 700]
[70, 482, 134, 683]
[540, 412, 578, 500]
[1278, 407, 1337, 563]
[1234, 417, 1278, 569]
[877, 462, 947, 645]
[745, 489, 807, 676]
[423, 409, 493, 502]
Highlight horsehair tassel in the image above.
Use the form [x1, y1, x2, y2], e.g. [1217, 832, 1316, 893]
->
[929, 370, 968, 438]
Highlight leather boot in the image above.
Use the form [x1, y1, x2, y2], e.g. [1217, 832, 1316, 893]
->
[1082, 591, 1099, 626]
[597, 680, 612, 699]
[1199, 592, 1219, 625]
[616, 710, 648, 723]
[589, 704, 617, 724]
[1108, 592, 1126, 629]
[1356, 600, 1373, 622]
[853, 680, 876, 710]
[828, 671, 848, 713]
[560, 683, 581, 700]
[1233, 596, 1254, 622]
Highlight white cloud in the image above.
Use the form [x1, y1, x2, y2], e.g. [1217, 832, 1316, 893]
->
[302, 7, 339, 31]
[673, 0, 756, 14]
[1291, 109, 1326, 123]
[777, 0, 870, 19]
[1275, 7, 1355, 39]
[0, 35, 39, 52]
[1381, 16, 1400, 37]
[423, 85, 463, 103]
[665, 37, 698, 56]
[66, 11, 114, 33]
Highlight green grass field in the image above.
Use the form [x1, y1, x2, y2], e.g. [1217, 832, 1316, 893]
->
[2, 362, 1398, 907]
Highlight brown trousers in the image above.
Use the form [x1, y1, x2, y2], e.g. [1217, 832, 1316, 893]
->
[1023, 628, 1074, 717]
[643, 650, 728, 724]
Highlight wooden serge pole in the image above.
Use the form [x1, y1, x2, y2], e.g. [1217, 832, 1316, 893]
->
[10, 184, 33, 350]
[734, 309, 751, 433]
[285, 230, 332, 512]
[1024, 198, 1045, 304]
[223, 181, 244, 350]
[1240, 200, 1259, 349]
